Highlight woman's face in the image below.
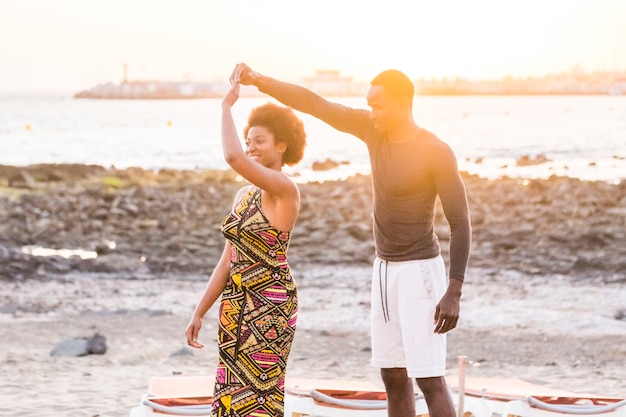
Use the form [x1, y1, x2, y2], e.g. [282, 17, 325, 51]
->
[245, 125, 285, 168]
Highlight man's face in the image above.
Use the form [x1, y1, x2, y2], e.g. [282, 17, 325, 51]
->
[366, 85, 404, 134]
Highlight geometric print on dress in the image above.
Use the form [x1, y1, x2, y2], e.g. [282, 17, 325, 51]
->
[212, 186, 298, 417]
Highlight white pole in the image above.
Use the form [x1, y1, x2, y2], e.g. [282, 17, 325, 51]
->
[458, 355, 467, 417]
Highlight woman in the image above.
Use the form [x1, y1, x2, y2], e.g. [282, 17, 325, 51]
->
[185, 82, 306, 417]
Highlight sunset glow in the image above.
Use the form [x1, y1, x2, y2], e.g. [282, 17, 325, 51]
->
[1, 0, 625, 91]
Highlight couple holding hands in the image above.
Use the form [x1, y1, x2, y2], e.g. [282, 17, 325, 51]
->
[184, 63, 471, 417]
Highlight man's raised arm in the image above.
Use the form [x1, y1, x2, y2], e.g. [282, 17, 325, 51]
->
[230, 63, 368, 136]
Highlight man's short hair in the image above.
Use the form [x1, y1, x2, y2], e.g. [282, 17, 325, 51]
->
[370, 69, 414, 99]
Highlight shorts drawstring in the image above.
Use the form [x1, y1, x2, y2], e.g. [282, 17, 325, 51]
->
[378, 259, 390, 323]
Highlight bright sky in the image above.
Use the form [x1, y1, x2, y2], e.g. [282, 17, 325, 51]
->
[1, 0, 625, 92]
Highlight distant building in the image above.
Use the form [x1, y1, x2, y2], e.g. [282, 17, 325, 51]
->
[74, 80, 264, 99]
[302, 69, 367, 97]
[414, 68, 626, 96]
[75, 65, 626, 99]
[609, 77, 626, 95]
[74, 62, 264, 99]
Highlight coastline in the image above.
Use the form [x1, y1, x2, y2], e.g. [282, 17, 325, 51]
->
[1, 163, 624, 282]
[0, 164, 625, 417]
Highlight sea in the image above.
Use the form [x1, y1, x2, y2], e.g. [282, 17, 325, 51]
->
[2, 92, 626, 183]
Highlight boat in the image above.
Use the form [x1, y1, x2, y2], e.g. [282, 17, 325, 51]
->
[129, 375, 391, 417]
[128, 373, 626, 417]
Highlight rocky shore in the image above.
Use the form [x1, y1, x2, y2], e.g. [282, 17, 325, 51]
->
[1, 163, 625, 283]
[1, 164, 625, 416]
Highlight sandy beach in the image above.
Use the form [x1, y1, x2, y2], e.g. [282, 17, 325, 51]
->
[0, 164, 624, 417]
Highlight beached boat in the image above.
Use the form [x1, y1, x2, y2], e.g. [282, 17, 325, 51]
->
[128, 373, 626, 417]
[129, 376, 390, 417]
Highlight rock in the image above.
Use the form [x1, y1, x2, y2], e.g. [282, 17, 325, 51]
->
[312, 158, 343, 171]
[134, 219, 160, 228]
[50, 333, 107, 357]
[342, 223, 371, 241]
[516, 154, 551, 166]
[9, 169, 38, 189]
[87, 333, 107, 354]
[0, 165, 624, 283]
[51, 338, 90, 357]
[170, 347, 194, 357]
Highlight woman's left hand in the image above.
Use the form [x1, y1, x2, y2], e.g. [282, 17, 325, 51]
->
[185, 315, 205, 349]
[222, 82, 240, 108]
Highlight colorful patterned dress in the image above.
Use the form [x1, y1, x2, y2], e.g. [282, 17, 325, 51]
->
[213, 186, 298, 417]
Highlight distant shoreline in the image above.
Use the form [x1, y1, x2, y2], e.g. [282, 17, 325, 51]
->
[72, 67, 626, 99]
[0, 160, 624, 184]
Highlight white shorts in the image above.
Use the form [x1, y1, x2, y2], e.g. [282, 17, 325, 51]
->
[370, 255, 448, 378]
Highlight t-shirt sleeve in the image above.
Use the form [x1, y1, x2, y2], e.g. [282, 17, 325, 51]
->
[432, 144, 472, 282]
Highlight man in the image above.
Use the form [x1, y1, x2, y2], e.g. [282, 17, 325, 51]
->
[231, 63, 471, 417]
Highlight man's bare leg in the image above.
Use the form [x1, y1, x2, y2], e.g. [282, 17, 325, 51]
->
[416, 376, 456, 417]
[381, 368, 415, 417]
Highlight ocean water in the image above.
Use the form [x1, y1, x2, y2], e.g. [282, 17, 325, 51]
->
[2, 92, 625, 183]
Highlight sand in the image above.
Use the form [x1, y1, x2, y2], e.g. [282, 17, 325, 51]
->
[0, 265, 624, 417]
